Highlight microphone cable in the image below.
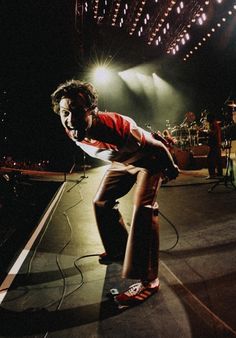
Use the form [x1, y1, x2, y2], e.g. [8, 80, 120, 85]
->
[159, 210, 179, 252]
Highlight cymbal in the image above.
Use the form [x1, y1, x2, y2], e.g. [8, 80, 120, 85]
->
[227, 100, 236, 107]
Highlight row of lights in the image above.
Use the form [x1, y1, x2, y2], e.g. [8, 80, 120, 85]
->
[137, 12, 151, 37]
[118, 3, 129, 28]
[111, 1, 121, 26]
[148, 0, 177, 45]
[151, 0, 226, 51]
[86, 0, 233, 62]
[90, 0, 111, 19]
[183, 4, 236, 61]
[166, 1, 210, 55]
[128, 0, 147, 35]
[92, 0, 99, 19]
[167, 0, 236, 57]
[88, 0, 197, 49]
[84, 1, 89, 13]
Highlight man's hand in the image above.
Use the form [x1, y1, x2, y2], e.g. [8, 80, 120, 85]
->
[163, 164, 179, 182]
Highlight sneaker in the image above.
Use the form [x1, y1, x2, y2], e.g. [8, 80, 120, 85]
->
[98, 252, 124, 265]
[114, 279, 160, 309]
[205, 175, 217, 180]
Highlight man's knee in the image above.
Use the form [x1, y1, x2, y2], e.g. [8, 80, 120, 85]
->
[139, 202, 159, 215]
[93, 197, 118, 210]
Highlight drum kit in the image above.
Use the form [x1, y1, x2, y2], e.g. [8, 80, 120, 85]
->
[169, 120, 208, 150]
[168, 102, 236, 150]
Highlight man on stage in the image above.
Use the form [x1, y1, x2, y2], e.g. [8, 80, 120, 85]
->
[51, 79, 179, 308]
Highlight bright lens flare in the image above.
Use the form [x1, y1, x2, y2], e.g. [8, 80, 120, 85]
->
[93, 66, 111, 84]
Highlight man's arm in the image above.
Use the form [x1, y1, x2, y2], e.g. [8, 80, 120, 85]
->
[128, 122, 179, 180]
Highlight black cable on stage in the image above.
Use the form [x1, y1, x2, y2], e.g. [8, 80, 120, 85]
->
[43, 196, 180, 315]
[159, 210, 180, 252]
[42, 188, 85, 312]
[12, 173, 180, 338]
[39, 178, 101, 338]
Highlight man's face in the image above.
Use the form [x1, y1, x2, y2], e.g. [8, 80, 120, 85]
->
[59, 95, 91, 141]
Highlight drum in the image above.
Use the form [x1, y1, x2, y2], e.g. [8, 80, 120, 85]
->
[198, 130, 209, 145]
[173, 148, 191, 169]
[171, 126, 189, 139]
[170, 126, 181, 137]
[171, 126, 190, 149]
[179, 126, 189, 138]
[189, 126, 198, 146]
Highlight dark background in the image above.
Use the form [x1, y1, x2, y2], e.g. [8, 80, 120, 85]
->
[1, 0, 236, 171]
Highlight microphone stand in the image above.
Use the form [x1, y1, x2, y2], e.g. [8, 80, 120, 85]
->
[81, 152, 88, 179]
[67, 151, 88, 193]
[208, 138, 236, 192]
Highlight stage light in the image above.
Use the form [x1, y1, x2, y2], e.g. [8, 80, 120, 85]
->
[118, 69, 143, 94]
[136, 72, 154, 95]
[198, 17, 203, 25]
[93, 66, 112, 84]
[119, 64, 157, 97]
[152, 73, 186, 125]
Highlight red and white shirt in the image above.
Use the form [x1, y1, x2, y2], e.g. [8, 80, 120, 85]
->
[66, 111, 160, 164]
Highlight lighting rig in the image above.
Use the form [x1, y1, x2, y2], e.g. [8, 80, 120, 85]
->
[75, 0, 236, 61]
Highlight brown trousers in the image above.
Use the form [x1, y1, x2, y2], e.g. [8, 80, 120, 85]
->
[93, 161, 163, 281]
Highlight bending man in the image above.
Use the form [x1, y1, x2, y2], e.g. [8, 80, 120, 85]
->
[51, 79, 179, 308]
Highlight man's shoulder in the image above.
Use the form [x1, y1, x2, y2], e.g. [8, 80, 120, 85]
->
[94, 111, 137, 133]
[97, 111, 119, 117]
[97, 111, 128, 123]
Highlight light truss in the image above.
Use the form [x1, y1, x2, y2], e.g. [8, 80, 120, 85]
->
[77, 0, 236, 60]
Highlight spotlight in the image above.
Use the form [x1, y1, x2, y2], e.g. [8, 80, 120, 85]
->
[93, 66, 112, 84]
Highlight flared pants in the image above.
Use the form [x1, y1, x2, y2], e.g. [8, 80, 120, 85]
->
[93, 161, 163, 281]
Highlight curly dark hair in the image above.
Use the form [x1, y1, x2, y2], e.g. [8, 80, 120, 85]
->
[51, 79, 98, 114]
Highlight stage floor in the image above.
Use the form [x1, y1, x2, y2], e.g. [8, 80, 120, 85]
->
[0, 166, 236, 337]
